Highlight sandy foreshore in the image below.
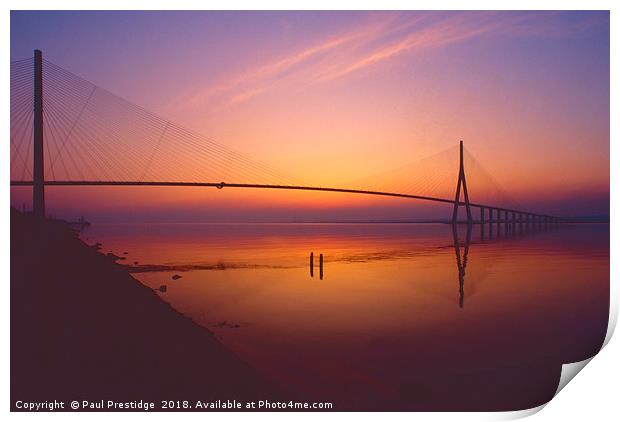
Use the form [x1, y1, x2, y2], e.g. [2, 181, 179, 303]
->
[10, 209, 282, 410]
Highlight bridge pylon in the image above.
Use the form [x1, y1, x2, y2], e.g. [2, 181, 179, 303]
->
[452, 140, 472, 225]
[33, 49, 45, 218]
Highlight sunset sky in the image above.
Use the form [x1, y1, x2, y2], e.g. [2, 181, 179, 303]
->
[10, 11, 609, 221]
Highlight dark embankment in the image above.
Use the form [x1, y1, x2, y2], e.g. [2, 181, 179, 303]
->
[11, 209, 281, 409]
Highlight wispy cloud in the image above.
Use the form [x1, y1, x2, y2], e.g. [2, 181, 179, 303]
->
[178, 13, 407, 108]
[215, 33, 356, 105]
[209, 29, 362, 103]
[323, 14, 499, 81]
[228, 86, 269, 105]
[176, 11, 605, 109]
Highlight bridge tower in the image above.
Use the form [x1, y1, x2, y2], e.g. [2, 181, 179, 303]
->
[33, 49, 45, 218]
[452, 140, 472, 225]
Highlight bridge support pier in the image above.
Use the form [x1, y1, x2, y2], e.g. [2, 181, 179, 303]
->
[480, 207, 485, 225]
[506, 211, 510, 233]
[497, 209, 502, 236]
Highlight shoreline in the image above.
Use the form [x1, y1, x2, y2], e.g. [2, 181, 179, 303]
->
[10, 208, 283, 410]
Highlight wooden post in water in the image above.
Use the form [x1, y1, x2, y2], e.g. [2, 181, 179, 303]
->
[310, 252, 314, 278]
[319, 254, 324, 280]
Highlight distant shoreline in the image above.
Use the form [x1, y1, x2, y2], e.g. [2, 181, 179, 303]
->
[15, 207, 610, 226]
[80, 218, 610, 225]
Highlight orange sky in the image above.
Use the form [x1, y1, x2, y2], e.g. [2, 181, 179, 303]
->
[10, 11, 610, 221]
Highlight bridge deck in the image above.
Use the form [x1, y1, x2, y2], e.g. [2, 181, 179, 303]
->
[10, 180, 553, 218]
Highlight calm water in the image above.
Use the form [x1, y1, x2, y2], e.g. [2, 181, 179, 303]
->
[81, 222, 609, 411]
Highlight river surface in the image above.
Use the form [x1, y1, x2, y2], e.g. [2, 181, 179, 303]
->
[80, 222, 609, 411]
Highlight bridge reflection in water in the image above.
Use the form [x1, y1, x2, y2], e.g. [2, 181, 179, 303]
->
[453, 218, 558, 308]
[83, 220, 606, 410]
[302, 219, 558, 309]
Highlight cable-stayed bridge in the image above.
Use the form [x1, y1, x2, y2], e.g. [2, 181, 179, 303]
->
[10, 50, 560, 226]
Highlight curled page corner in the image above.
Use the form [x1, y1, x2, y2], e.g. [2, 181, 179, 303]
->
[547, 295, 619, 400]
[554, 357, 594, 397]
[495, 355, 599, 420]
[602, 296, 618, 349]
[494, 403, 547, 420]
